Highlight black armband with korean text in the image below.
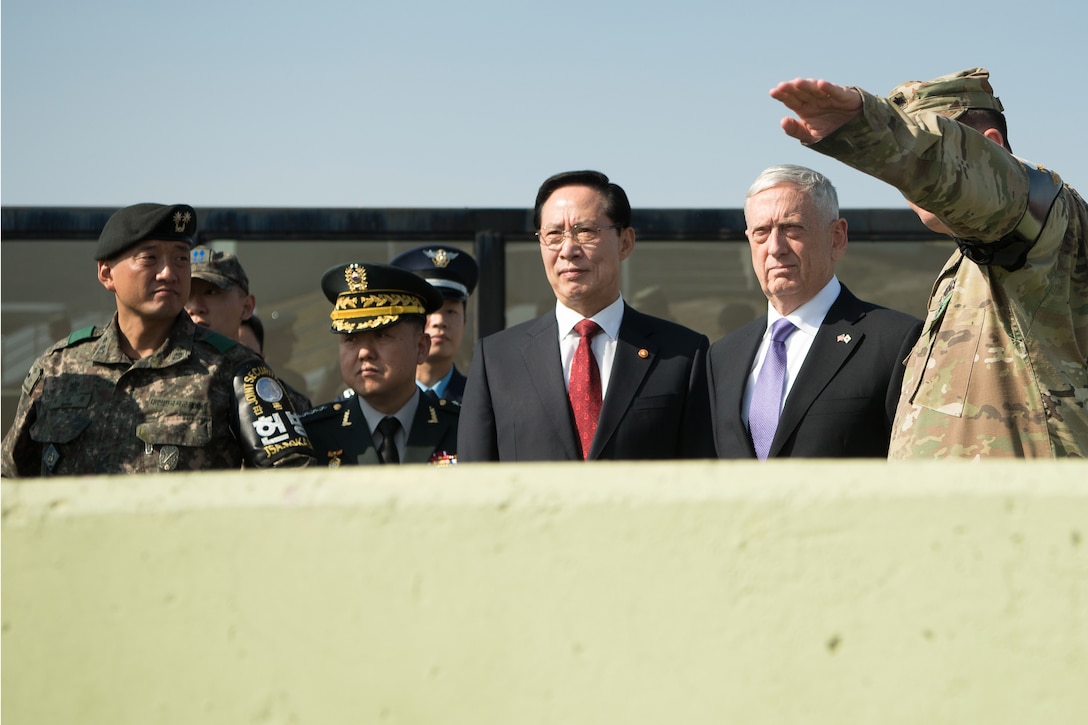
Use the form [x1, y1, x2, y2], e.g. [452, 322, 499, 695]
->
[233, 360, 315, 467]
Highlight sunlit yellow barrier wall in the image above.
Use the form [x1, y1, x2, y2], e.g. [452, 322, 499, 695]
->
[3, 461, 1086, 724]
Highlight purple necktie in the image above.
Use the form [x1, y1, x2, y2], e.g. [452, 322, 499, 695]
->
[749, 318, 797, 460]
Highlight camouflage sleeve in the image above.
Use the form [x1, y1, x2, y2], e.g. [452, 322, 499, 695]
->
[232, 359, 316, 468]
[810, 88, 1031, 242]
[1, 360, 45, 478]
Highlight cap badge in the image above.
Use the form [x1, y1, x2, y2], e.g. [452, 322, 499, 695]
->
[424, 248, 458, 269]
[345, 263, 368, 292]
[173, 211, 193, 233]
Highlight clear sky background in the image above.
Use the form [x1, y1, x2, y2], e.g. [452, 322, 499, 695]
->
[3, 0, 1086, 211]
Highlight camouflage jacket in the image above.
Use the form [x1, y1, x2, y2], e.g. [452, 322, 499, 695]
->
[812, 90, 1088, 458]
[1, 313, 315, 477]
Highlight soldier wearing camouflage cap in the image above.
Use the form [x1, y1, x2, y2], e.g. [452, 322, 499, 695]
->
[186, 246, 312, 412]
[300, 262, 459, 466]
[390, 244, 479, 406]
[769, 68, 1087, 459]
[1, 203, 316, 477]
[186, 246, 255, 343]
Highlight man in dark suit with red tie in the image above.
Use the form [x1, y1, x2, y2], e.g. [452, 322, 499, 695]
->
[457, 170, 714, 462]
[708, 165, 923, 459]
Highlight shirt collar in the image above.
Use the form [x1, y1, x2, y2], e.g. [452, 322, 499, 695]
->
[356, 389, 420, 438]
[766, 276, 841, 337]
[417, 366, 455, 397]
[555, 294, 625, 340]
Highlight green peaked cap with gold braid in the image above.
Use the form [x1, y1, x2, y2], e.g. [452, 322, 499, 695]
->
[320, 262, 443, 334]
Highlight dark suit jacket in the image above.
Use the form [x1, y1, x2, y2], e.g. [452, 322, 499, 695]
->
[707, 286, 922, 459]
[300, 391, 459, 466]
[458, 304, 714, 461]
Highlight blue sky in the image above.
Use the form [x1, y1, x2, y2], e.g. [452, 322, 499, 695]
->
[3, 0, 1086, 211]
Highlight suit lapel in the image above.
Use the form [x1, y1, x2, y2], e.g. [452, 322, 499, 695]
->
[590, 306, 655, 460]
[403, 395, 454, 463]
[773, 288, 866, 456]
[723, 320, 766, 456]
[444, 366, 467, 404]
[521, 315, 581, 459]
[333, 397, 380, 465]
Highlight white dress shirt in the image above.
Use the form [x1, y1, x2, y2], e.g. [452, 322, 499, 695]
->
[555, 295, 625, 399]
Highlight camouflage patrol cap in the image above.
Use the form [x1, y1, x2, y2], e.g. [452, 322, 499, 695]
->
[390, 244, 479, 301]
[320, 262, 444, 334]
[191, 246, 250, 293]
[95, 203, 198, 260]
[888, 67, 1004, 119]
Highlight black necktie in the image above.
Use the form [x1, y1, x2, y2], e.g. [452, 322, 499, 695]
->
[376, 416, 401, 464]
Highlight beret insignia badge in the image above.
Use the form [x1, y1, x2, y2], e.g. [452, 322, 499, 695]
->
[173, 211, 193, 233]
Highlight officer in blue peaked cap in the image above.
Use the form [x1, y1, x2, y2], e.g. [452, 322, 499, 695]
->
[390, 245, 479, 406]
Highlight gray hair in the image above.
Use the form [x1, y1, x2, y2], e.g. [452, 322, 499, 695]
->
[745, 165, 840, 222]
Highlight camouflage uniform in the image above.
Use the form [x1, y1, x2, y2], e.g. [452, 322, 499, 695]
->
[1, 313, 315, 477]
[811, 84, 1088, 458]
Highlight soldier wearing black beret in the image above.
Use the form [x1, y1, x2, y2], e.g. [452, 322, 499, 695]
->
[390, 244, 479, 406]
[1, 203, 316, 477]
[300, 262, 459, 466]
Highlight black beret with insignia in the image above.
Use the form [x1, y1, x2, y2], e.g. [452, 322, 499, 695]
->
[320, 262, 444, 334]
[95, 203, 198, 260]
[390, 244, 478, 301]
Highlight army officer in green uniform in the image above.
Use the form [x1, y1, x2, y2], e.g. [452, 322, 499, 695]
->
[301, 262, 459, 466]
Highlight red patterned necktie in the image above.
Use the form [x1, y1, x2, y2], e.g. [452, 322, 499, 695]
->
[569, 319, 603, 460]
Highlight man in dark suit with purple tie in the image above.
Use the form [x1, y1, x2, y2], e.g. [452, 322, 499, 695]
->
[708, 165, 923, 459]
[458, 170, 714, 462]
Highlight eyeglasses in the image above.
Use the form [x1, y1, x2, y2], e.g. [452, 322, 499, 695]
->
[536, 224, 622, 250]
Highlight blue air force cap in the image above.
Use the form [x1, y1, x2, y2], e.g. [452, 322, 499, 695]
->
[390, 245, 478, 301]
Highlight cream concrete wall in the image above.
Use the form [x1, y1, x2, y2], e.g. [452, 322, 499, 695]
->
[2, 461, 1086, 724]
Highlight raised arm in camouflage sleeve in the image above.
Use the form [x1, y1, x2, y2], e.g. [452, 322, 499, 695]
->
[798, 86, 1088, 458]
